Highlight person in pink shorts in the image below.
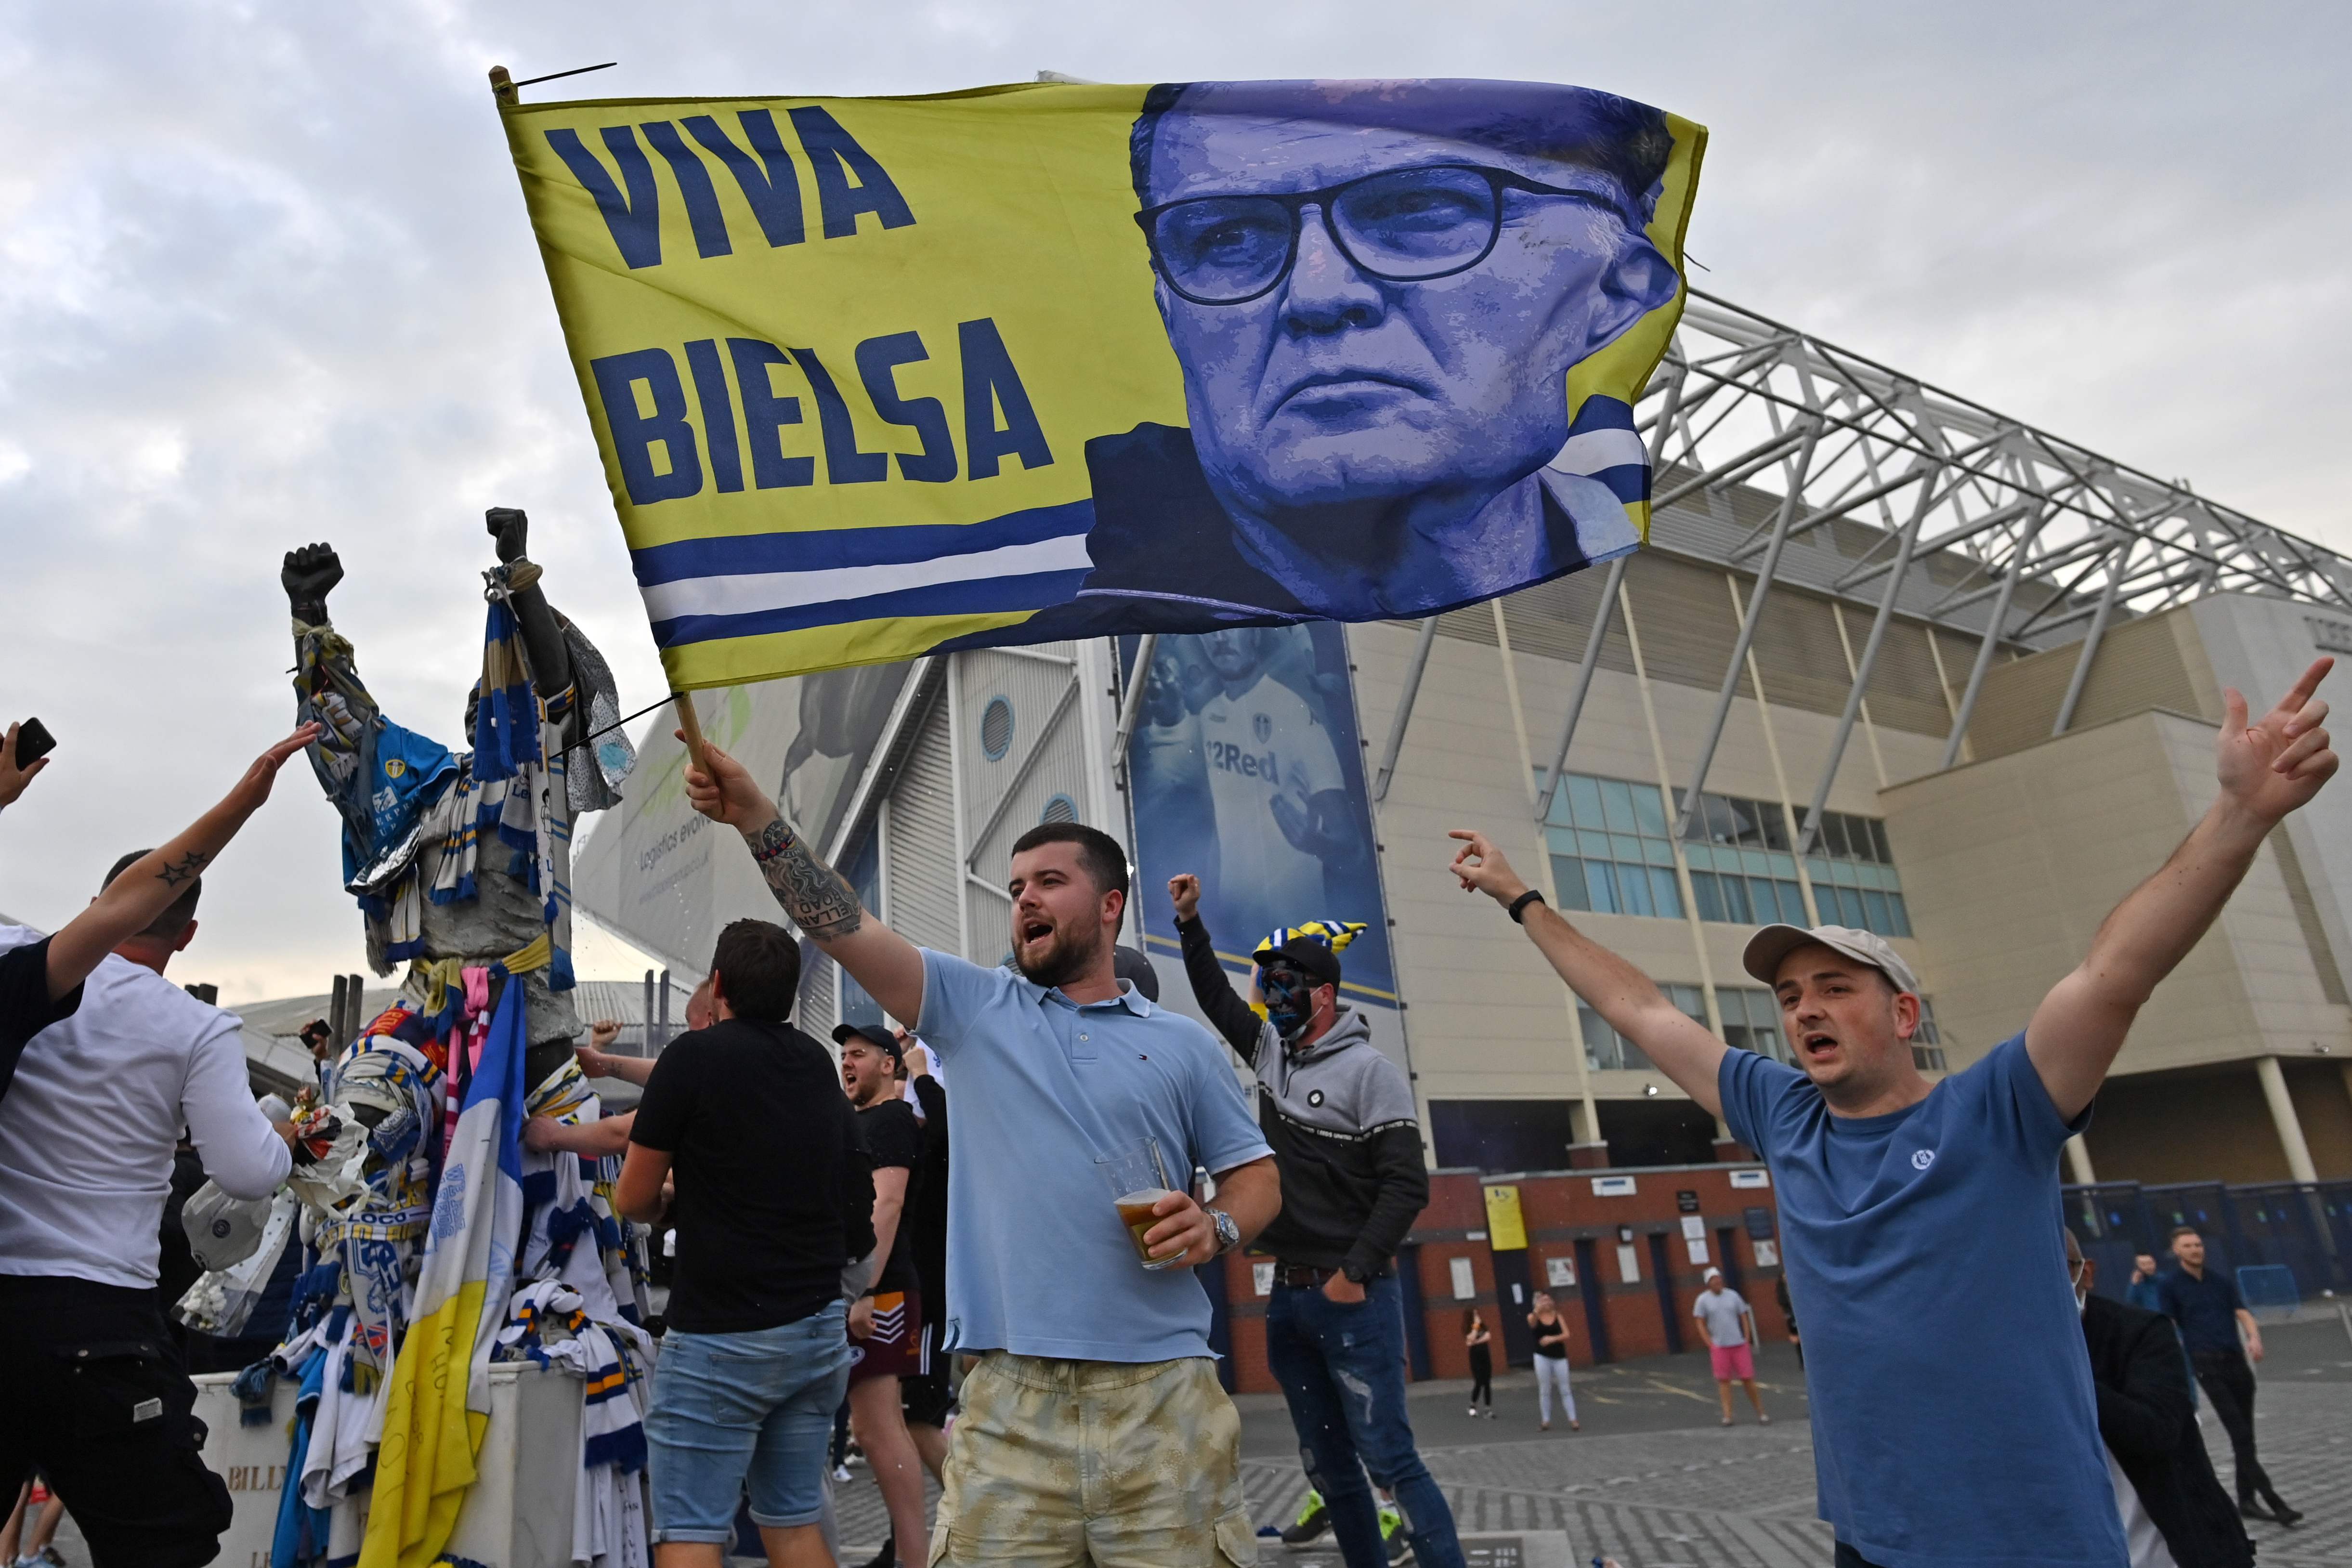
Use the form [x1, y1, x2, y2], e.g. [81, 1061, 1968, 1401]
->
[1693, 1267, 1769, 1426]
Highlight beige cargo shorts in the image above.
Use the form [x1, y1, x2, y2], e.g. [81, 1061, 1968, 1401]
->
[928, 1352, 1257, 1568]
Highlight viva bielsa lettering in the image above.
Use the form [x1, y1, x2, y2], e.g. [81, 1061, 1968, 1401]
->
[548, 105, 914, 267]
[590, 320, 1052, 507]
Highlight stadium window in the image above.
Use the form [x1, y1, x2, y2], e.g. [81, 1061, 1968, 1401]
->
[1579, 984, 1706, 1072]
[1713, 985, 1794, 1065]
[1911, 998, 1948, 1071]
[1540, 770, 1685, 920]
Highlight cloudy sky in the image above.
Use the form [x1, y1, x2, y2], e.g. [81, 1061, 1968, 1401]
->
[1, 0, 2344, 1004]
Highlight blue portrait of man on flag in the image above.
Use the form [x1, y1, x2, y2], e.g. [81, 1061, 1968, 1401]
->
[1077, 78, 1679, 627]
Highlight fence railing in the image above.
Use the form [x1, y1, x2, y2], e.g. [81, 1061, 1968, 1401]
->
[2065, 1177, 2352, 1304]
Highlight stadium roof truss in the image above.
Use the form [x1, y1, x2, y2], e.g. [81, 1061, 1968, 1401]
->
[1386, 291, 2352, 849]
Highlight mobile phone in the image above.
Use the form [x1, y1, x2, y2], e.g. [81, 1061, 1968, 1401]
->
[13, 718, 55, 766]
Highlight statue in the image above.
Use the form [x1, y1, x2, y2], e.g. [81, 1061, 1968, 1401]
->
[265, 510, 648, 1559]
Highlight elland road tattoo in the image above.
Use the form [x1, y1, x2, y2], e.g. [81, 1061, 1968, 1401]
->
[750, 818, 864, 940]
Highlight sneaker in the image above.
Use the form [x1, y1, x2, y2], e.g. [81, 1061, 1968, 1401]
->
[1467, 1405, 1479, 1416]
[832, 1463, 853, 1483]
[2267, 1500, 2303, 1528]
[35, 1552, 65, 1568]
[862, 1533, 897, 1568]
[1379, 1511, 1413, 1566]
[1281, 1492, 1330, 1548]
[2239, 1500, 2275, 1523]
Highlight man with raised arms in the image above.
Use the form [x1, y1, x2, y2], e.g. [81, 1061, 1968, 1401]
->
[684, 738, 1280, 1568]
[1447, 660, 2337, 1568]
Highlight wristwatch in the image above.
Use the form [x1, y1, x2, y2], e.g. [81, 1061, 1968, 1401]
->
[1342, 1261, 1373, 1285]
[1207, 1208, 1240, 1256]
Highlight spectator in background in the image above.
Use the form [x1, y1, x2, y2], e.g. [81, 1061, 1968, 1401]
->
[896, 1032, 954, 1481]
[2156, 1228, 2299, 1526]
[2071, 1230, 2253, 1568]
[1463, 1310, 1494, 1419]
[1169, 872, 1458, 1568]
[2124, 1254, 2165, 1314]
[1528, 1292, 1577, 1432]
[835, 1022, 929, 1568]
[1693, 1267, 1769, 1426]
[618, 921, 875, 1567]
[0, 724, 315, 1568]
[1, 1477, 66, 1568]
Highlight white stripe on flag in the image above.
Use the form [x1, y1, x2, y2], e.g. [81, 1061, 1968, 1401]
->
[640, 532, 1096, 622]
[1553, 426, 1648, 477]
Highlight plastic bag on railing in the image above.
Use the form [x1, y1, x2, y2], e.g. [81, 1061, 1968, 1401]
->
[177, 1191, 300, 1337]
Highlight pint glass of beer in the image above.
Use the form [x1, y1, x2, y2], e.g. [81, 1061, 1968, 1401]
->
[1098, 1137, 1181, 1270]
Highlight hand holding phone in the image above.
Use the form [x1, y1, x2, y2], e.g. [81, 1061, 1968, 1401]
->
[1, 719, 55, 808]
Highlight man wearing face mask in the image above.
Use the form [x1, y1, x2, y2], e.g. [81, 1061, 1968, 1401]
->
[1169, 874, 1456, 1568]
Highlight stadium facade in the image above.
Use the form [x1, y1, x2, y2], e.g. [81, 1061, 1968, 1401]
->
[572, 291, 2352, 1188]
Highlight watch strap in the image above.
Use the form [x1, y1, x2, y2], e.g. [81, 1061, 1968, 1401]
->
[1507, 888, 1546, 925]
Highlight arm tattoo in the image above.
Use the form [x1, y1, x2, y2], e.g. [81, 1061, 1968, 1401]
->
[155, 851, 210, 888]
[746, 819, 864, 940]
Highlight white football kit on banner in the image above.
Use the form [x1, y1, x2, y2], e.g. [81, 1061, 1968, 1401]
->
[1198, 675, 1342, 930]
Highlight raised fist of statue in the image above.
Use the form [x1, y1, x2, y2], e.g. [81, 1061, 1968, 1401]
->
[485, 507, 529, 563]
[282, 542, 344, 617]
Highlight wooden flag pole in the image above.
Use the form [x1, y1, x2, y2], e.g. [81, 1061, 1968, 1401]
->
[673, 692, 711, 780]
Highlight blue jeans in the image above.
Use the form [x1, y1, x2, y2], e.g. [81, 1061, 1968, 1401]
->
[646, 1302, 852, 1544]
[1265, 1275, 1463, 1568]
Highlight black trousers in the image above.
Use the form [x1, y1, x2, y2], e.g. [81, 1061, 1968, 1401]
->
[2191, 1349, 2278, 1504]
[0, 1275, 234, 1568]
[1467, 1344, 1493, 1407]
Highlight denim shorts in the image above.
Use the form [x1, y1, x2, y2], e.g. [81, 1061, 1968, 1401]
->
[646, 1301, 852, 1542]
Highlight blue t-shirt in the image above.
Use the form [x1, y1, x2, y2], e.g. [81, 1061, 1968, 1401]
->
[916, 949, 1273, 1362]
[2155, 1266, 2245, 1355]
[1720, 1034, 2124, 1568]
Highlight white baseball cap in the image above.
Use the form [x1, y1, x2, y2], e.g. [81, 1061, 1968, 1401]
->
[1703, 1266, 1723, 1280]
[1741, 923, 1921, 996]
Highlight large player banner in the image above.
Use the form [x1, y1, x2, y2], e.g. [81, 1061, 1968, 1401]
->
[502, 79, 1705, 689]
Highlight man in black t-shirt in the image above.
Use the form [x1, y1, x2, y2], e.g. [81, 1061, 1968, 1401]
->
[618, 921, 876, 1567]
[835, 1023, 928, 1568]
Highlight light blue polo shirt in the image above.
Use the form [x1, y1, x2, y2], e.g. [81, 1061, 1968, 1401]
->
[1721, 1033, 2124, 1568]
[916, 949, 1272, 1362]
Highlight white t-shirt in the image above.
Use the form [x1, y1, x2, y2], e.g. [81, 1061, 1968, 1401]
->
[1693, 1286, 1752, 1348]
[2104, 1449, 2182, 1568]
[1197, 674, 1342, 929]
[0, 926, 290, 1289]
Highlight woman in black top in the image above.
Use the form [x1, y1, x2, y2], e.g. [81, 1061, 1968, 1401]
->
[1528, 1290, 1578, 1431]
[1463, 1308, 1495, 1418]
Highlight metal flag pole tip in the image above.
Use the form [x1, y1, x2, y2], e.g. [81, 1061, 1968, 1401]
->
[489, 61, 619, 97]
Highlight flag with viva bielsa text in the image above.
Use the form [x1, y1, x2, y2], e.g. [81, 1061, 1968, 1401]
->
[502, 78, 1705, 688]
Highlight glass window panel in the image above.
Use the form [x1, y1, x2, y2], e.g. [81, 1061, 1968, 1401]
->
[1838, 886, 1870, 927]
[1886, 892, 1913, 938]
[1822, 814, 1852, 859]
[1541, 776, 1575, 828]
[1649, 866, 1683, 918]
[1690, 871, 1726, 924]
[1747, 878, 1781, 921]
[1863, 889, 1893, 934]
[1749, 989, 1784, 1032]
[1806, 855, 1834, 884]
[1721, 874, 1752, 925]
[1551, 857, 1590, 912]
[1777, 880, 1809, 925]
[1617, 861, 1654, 917]
[1584, 859, 1618, 914]
[1765, 851, 1798, 879]
[1741, 848, 1774, 876]
[1599, 777, 1639, 834]
[1643, 838, 1674, 866]
[1566, 774, 1606, 830]
[1758, 802, 1792, 851]
[1577, 829, 1613, 858]
[1669, 985, 1709, 1023]
[1723, 1022, 1755, 1054]
[1547, 826, 1579, 857]
[1578, 1004, 1616, 1071]
[1869, 819, 1894, 863]
[1829, 859, 1861, 888]
[1703, 794, 1741, 844]
[1609, 833, 1644, 862]
[1915, 998, 1940, 1044]
[1618, 1035, 1654, 1072]
[1631, 785, 1668, 839]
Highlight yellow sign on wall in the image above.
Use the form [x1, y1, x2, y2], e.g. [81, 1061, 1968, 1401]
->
[1483, 1184, 1529, 1252]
